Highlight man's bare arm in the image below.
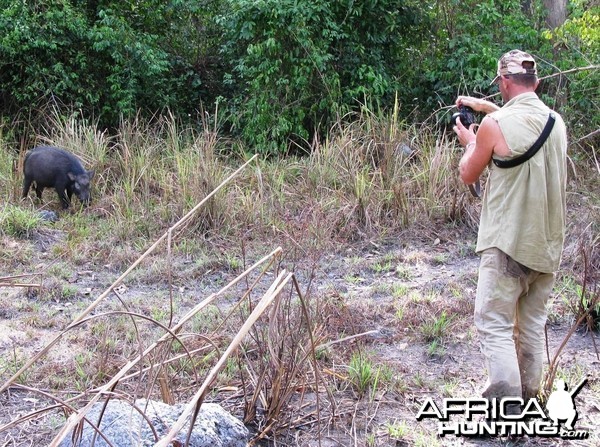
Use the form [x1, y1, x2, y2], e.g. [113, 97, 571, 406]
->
[456, 96, 501, 115]
[457, 116, 499, 185]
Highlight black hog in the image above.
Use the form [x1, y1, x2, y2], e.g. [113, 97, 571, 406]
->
[22, 146, 95, 209]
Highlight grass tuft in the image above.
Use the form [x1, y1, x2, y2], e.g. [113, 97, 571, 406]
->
[0, 204, 43, 238]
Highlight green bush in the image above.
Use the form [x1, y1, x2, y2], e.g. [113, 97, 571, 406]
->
[403, 0, 550, 117]
[0, 0, 218, 128]
[217, 0, 426, 154]
[0, 0, 596, 154]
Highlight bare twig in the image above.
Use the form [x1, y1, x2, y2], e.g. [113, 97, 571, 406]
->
[540, 64, 599, 80]
[316, 330, 380, 350]
[575, 128, 600, 144]
[0, 274, 42, 291]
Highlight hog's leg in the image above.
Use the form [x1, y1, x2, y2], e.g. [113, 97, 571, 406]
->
[66, 186, 74, 205]
[22, 176, 33, 198]
[34, 184, 44, 200]
[55, 182, 71, 209]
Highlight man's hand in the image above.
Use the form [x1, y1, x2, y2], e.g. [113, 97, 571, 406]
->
[456, 96, 500, 115]
[452, 116, 476, 149]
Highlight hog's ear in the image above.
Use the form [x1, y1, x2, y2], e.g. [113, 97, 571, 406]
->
[67, 173, 76, 181]
[87, 169, 95, 180]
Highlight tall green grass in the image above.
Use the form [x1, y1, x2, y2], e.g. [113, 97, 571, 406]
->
[0, 204, 42, 238]
[0, 128, 20, 202]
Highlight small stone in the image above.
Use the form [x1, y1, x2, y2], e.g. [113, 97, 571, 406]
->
[39, 210, 59, 222]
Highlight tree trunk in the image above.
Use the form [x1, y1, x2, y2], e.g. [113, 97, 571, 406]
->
[541, 0, 569, 110]
[543, 0, 567, 29]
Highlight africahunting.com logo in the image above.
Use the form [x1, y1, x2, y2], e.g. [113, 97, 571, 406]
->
[416, 378, 590, 439]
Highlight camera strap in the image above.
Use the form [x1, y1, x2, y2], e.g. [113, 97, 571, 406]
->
[468, 181, 481, 198]
[493, 113, 555, 168]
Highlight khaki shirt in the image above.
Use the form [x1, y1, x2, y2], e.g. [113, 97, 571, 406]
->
[476, 92, 567, 273]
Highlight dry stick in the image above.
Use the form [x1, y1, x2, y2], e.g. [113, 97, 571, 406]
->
[167, 228, 175, 328]
[0, 154, 258, 396]
[243, 357, 269, 419]
[576, 128, 600, 144]
[0, 274, 42, 290]
[48, 246, 282, 447]
[541, 64, 599, 78]
[315, 330, 380, 350]
[156, 270, 294, 447]
[0, 281, 41, 287]
[115, 341, 216, 383]
[0, 274, 40, 281]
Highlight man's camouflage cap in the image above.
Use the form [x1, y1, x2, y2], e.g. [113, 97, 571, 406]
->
[491, 49, 537, 84]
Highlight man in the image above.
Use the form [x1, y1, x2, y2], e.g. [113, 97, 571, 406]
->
[453, 49, 568, 403]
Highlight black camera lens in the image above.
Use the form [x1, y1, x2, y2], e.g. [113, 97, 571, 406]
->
[451, 105, 476, 128]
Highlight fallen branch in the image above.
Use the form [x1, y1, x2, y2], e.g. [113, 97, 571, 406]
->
[0, 274, 42, 290]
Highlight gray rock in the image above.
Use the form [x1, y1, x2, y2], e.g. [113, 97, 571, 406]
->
[58, 399, 249, 447]
[395, 143, 414, 157]
[39, 210, 59, 222]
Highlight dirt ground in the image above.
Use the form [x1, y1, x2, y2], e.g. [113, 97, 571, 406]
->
[1, 220, 599, 446]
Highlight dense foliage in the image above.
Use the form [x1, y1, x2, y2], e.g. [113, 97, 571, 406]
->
[414, 0, 548, 106]
[217, 0, 427, 153]
[0, 0, 223, 126]
[0, 0, 597, 152]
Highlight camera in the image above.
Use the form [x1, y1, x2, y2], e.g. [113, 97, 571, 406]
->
[451, 105, 476, 128]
